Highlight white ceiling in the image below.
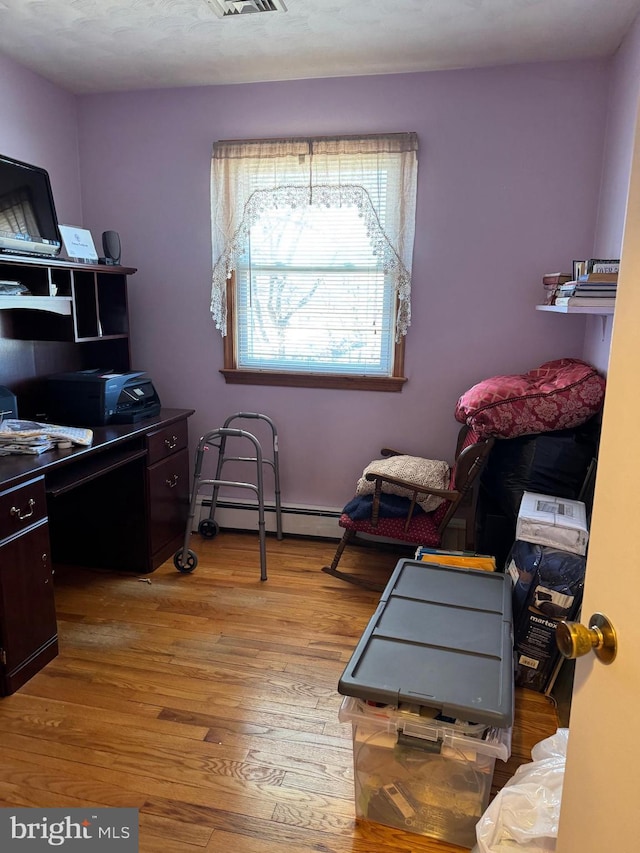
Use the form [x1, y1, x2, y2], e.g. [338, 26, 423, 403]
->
[0, 0, 639, 95]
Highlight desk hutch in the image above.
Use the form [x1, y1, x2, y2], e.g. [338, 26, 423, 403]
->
[0, 254, 193, 695]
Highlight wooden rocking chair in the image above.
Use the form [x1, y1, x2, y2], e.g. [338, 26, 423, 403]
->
[321, 425, 494, 589]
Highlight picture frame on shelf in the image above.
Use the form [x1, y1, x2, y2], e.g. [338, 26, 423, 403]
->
[573, 260, 586, 280]
[586, 258, 620, 273]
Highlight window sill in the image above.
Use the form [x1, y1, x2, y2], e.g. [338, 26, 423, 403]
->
[220, 369, 407, 392]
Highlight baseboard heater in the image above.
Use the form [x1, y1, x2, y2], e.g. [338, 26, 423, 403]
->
[195, 496, 343, 539]
[194, 496, 466, 547]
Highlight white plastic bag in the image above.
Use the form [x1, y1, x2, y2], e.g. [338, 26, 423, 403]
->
[473, 728, 569, 853]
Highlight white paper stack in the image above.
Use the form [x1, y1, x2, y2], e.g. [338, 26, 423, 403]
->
[516, 491, 589, 556]
[0, 435, 55, 455]
[0, 419, 93, 456]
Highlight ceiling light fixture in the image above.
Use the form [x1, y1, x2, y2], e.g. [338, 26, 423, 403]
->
[206, 0, 288, 17]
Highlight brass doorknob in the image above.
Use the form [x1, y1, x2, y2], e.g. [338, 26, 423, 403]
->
[556, 613, 617, 664]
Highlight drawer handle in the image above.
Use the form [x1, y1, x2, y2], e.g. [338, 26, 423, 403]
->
[165, 474, 179, 489]
[10, 498, 35, 521]
[164, 435, 179, 450]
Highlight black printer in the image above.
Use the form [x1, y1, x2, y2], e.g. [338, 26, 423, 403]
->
[47, 370, 161, 426]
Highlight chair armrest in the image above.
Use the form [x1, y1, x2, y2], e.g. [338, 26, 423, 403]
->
[365, 471, 459, 529]
[364, 471, 456, 500]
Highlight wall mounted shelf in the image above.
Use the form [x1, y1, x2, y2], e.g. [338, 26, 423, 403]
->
[536, 303, 614, 341]
[535, 304, 614, 315]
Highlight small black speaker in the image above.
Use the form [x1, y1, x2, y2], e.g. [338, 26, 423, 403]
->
[102, 230, 121, 265]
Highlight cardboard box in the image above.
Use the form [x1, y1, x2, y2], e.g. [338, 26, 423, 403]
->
[516, 491, 588, 556]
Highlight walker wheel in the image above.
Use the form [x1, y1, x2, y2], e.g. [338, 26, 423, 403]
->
[173, 549, 198, 573]
[198, 519, 220, 539]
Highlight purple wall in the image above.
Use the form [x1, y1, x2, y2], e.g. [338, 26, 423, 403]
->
[0, 53, 82, 227]
[584, 11, 640, 372]
[2, 49, 622, 512]
[73, 63, 610, 510]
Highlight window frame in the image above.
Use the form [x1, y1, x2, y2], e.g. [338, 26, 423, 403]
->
[212, 133, 417, 391]
[220, 277, 407, 391]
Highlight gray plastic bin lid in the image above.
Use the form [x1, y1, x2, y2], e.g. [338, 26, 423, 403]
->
[338, 559, 514, 728]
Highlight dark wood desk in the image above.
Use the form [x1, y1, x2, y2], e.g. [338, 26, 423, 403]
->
[0, 408, 193, 695]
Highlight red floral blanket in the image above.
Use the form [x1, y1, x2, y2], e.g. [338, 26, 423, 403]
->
[455, 358, 605, 439]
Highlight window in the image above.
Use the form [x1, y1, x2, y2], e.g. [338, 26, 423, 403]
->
[210, 133, 418, 390]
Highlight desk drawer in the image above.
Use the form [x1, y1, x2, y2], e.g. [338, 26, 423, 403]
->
[0, 477, 47, 541]
[148, 448, 190, 558]
[146, 419, 189, 466]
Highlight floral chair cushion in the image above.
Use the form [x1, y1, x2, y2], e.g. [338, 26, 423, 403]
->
[339, 498, 451, 546]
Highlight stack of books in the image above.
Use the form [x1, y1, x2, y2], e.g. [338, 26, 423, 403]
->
[541, 272, 572, 305]
[553, 258, 619, 307]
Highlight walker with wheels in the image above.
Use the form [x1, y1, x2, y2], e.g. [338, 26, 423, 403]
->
[173, 413, 282, 580]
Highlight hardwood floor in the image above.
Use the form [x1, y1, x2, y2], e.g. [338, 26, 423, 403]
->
[0, 533, 559, 852]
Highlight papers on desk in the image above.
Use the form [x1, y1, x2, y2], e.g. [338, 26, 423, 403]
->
[0, 419, 93, 455]
[0, 437, 54, 455]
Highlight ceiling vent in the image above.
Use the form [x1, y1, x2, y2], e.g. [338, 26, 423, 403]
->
[207, 0, 287, 17]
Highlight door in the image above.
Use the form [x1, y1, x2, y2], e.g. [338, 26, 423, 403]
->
[555, 101, 640, 849]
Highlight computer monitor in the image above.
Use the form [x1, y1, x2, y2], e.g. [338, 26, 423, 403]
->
[0, 153, 61, 257]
